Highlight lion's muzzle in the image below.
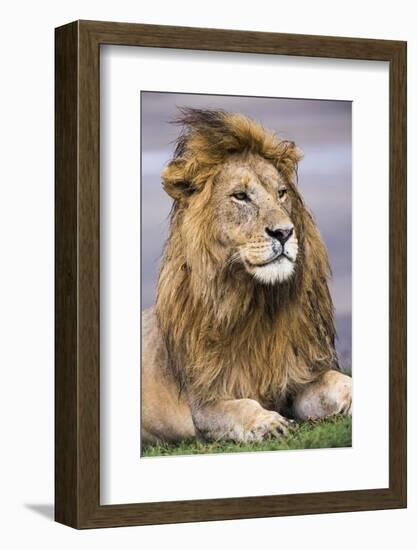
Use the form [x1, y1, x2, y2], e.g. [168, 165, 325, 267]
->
[239, 226, 298, 285]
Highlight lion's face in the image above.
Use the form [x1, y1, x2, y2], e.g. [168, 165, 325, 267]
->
[212, 153, 299, 284]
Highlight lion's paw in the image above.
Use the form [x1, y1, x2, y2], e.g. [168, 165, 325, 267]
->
[243, 410, 289, 443]
[293, 370, 352, 421]
[194, 399, 292, 443]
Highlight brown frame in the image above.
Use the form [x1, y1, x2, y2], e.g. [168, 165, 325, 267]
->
[55, 20, 407, 529]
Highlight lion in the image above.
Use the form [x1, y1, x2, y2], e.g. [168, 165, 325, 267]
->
[141, 108, 352, 445]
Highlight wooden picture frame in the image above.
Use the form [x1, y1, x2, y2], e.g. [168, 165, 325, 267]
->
[55, 20, 407, 528]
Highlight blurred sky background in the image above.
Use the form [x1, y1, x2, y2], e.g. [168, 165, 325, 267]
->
[141, 92, 352, 372]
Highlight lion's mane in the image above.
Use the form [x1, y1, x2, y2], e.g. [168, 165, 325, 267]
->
[156, 108, 338, 407]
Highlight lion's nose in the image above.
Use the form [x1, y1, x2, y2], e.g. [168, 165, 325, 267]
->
[265, 226, 294, 245]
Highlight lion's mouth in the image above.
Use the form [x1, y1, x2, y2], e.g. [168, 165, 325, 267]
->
[249, 252, 294, 268]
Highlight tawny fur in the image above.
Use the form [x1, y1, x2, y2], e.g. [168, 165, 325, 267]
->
[155, 108, 339, 411]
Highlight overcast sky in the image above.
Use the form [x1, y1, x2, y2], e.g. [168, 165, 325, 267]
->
[141, 92, 352, 371]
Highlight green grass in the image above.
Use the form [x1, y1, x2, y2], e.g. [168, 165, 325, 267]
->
[142, 416, 352, 457]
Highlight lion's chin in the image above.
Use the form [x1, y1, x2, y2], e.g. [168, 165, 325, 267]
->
[248, 257, 295, 285]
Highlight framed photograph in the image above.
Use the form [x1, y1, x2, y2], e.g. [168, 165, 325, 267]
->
[55, 20, 406, 528]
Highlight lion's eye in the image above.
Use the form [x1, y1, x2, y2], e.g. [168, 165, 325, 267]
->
[232, 192, 250, 202]
[278, 188, 287, 199]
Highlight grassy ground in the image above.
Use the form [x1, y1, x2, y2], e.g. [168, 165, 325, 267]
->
[142, 415, 352, 457]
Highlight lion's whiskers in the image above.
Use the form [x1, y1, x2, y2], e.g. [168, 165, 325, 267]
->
[225, 251, 242, 267]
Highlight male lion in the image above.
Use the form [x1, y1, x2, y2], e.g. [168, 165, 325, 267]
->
[142, 108, 352, 444]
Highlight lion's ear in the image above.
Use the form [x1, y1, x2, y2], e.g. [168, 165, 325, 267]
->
[162, 159, 196, 200]
[277, 141, 303, 182]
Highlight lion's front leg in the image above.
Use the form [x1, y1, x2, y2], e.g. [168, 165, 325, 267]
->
[293, 370, 352, 421]
[191, 398, 289, 443]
